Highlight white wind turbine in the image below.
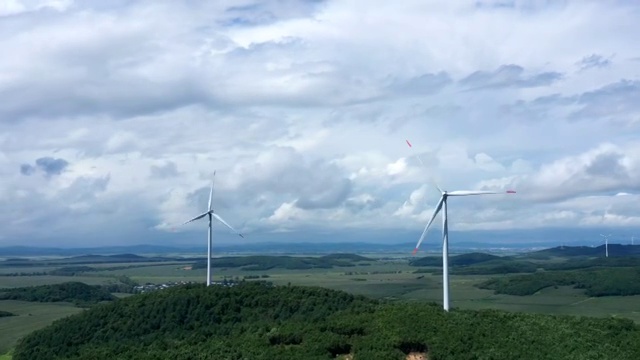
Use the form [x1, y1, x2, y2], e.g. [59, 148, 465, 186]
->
[182, 171, 244, 286]
[600, 233, 611, 257]
[406, 140, 516, 311]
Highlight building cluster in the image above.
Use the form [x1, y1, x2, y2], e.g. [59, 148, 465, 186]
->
[133, 279, 239, 293]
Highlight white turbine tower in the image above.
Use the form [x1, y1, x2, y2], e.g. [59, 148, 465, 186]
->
[406, 140, 515, 311]
[600, 234, 611, 257]
[182, 171, 244, 286]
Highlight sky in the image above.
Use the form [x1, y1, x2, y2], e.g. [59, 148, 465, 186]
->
[1, 0, 640, 248]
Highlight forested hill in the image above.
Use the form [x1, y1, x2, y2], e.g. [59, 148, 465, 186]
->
[14, 283, 640, 360]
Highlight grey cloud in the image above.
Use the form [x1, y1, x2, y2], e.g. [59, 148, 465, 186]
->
[585, 152, 627, 178]
[345, 195, 382, 212]
[150, 162, 179, 179]
[460, 64, 562, 90]
[511, 146, 640, 203]
[35, 157, 69, 176]
[578, 54, 611, 70]
[20, 157, 69, 177]
[20, 164, 35, 175]
[0, 74, 207, 122]
[59, 175, 111, 205]
[504, 79, 640, 125]
[501, 93, 576, 122]
[224, 0, 326, 27]
[296, 178, 352, 210]
[570, 80, 640, 121]
[388, 71, 452, 96]
[229, 146, 353, 211]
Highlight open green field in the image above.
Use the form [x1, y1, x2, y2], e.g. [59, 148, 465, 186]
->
[0, 300, 83, 355]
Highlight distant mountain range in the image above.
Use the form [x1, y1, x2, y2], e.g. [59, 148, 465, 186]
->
[531, 244, 640, 257]
[1, 241, 639, 257]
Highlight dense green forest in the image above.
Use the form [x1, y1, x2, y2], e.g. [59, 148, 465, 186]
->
[0, 310, 15, 317]
[478, 267, 640, 296]
[0, 282, 116, 306]
[192, 253, 372, 271]
[14, 282, 640, 360]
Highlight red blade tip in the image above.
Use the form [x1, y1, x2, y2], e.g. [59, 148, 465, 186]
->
[412, 248, 418, 255]
[406, 139, 412, 147]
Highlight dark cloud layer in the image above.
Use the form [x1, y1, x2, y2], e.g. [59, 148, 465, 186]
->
[20, 157, 69, 177]
[578, 54, 611, 70]
[389, 71, 452, 96]
[150, 162, 179, 179]
[460, 64, 562, 90]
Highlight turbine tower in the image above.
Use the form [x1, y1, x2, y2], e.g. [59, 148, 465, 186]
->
[600, 234, 611, 257]
[406, 140, 515, 311]
[182, 171, 244, 286]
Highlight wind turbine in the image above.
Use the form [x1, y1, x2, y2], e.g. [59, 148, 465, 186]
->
[406, 140, 515, 311]
[600, 234, 611, 257]
[182, 171, 244, 286]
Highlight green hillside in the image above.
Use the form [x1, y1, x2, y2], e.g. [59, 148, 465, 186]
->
[14, 282, 640, 360]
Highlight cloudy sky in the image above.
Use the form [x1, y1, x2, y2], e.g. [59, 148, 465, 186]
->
[1, 0, 639, 248]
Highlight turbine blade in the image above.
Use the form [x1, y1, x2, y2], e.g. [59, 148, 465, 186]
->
[182, 212, 208, 225]
[212, 213, 244, 238]
[413, 196, 445, 254]
[208, 171, 216, 212]
[406, 139, 443, 193]
[447, 190, 516, 196]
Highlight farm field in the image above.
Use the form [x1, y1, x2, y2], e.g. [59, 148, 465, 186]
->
[0, 300, 83, 356]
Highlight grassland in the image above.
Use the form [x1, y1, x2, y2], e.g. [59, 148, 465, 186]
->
[0, 300, 83, 355]
[2, 250, 640, 355]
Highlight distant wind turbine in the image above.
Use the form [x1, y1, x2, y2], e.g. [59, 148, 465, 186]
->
[182, 171, 244, 286]
[406, 140, 516, 311]
[600, 234, 611, 257]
